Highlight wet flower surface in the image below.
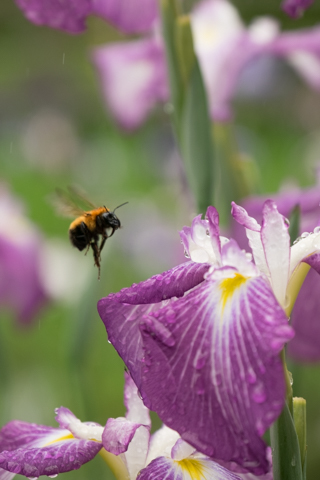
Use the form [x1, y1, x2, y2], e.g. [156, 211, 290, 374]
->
[233, 183, 320, 361]
[98, 201, 320, 473]
[0, 373, 244, 480]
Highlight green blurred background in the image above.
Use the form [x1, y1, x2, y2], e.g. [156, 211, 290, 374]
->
[1, 0, 320, 478]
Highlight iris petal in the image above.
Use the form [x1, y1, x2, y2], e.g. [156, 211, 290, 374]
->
[137, 455, 242, 480]
[0, 420, 101, 477]
[137, 274, 293, 473]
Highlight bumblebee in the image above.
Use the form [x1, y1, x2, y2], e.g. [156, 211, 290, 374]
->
[54, 187, 127, 278]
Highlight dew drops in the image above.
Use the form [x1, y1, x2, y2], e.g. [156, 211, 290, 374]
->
[246, 368, 257, 384]
[255, 419, 264, 436]
[301, 232, 310, 238]
[291, 456, 296, 467]
[251, 382, 267, 403]
[314, 226, 320, 234]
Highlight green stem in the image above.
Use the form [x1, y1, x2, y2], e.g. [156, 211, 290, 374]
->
[99, 448, 129, 480]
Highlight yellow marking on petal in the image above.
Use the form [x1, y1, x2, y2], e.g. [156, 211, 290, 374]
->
[43, 433, 74, 447]
[219, 273, 247, 310]
[175, 458, 205, 480]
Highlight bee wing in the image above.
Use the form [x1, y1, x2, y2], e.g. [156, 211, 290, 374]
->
[52, 188, 87, 218]
[67, 185, 96, 210]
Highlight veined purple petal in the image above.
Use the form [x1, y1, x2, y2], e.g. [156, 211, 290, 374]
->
[102, 418, 148, 455]
[98, 262, 209, 391]
[0, 420, 101, 477]
[206, 206, 222, 264]
[282, 0, 314, 18]
[15, 0, 158, 34]
[138, 455, 242, 480]
[124, 372, 150, 427]
[92, 0, 159, 34]
[92, 37, 168, 130]
[231, 202, 268, 278]
[261, 200, 290, 307]
[137, 273, 294, 474]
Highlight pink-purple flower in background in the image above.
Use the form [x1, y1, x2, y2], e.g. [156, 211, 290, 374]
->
[93, 36, 168, 130]
[14, 0, 158, 34]
[97, 200, 320, 473]
[0, 184, 47, 326]
[92, 0, 320, 129]
[282, 0, 314, 18]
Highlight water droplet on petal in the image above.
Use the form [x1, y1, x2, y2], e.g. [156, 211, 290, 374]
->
[301, 232, 309, 238]
[314, 226, 320, 234]
[246, 368, 257, 384]
[251, 382, 266, 403]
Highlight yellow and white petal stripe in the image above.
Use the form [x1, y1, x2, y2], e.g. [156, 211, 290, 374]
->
[137, 455, 242, 480]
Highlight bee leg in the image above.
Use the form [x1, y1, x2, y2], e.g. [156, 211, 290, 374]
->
[99, 235, 108, 256]
[90, 239, 101, 279]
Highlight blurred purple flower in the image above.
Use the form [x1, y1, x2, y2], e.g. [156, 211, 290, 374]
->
[0, 373, 245, 480]
[98, 201, 320, 473]
[14, 0, 158, 34]
[0, 184, 47, 326]
[282, 0, 314, 18]
[93, 36, 168, 130]
[92, 0, 320, 128]
[233, 181, 320, 362]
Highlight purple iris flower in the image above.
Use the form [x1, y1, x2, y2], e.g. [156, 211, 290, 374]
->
[282, 0, 314, 18]
[97, 200, 320, 473]
[92, 0, 320, 129]
[14, 0, 158, 34]
[92, 36, 168, 130]
[234, 183, 320, 362]
[0, 184, 47, 326]
[0, 373, 248, 480]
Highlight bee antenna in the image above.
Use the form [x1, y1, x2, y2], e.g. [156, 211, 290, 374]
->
[113, 202, 129, 213]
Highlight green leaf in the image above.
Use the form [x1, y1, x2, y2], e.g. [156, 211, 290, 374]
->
[289, 204, 301, 246]
[270, 400, 303, 480]
[181, 58, 215, 213]
[160, 0, 184, 131]
[293, 397, 307, 472]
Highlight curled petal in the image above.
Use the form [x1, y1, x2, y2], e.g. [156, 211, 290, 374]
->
[137, 274, 293, 473]
[231, 202, 268, 278]
[261, 200, 290, 307]
[290, 231, 320, 276]
[0, 420, 101, 477]
[124, 372, 150, 427]
[102, 418, 147, 455]
[92, 38, 168, 130]
[137, 455, 242, 480]
[206, 206, 222, 264]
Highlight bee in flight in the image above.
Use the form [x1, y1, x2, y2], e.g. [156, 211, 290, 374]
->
[54, 187, 127, 278]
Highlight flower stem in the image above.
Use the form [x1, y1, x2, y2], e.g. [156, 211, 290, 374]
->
[99, 448, 129, 480]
